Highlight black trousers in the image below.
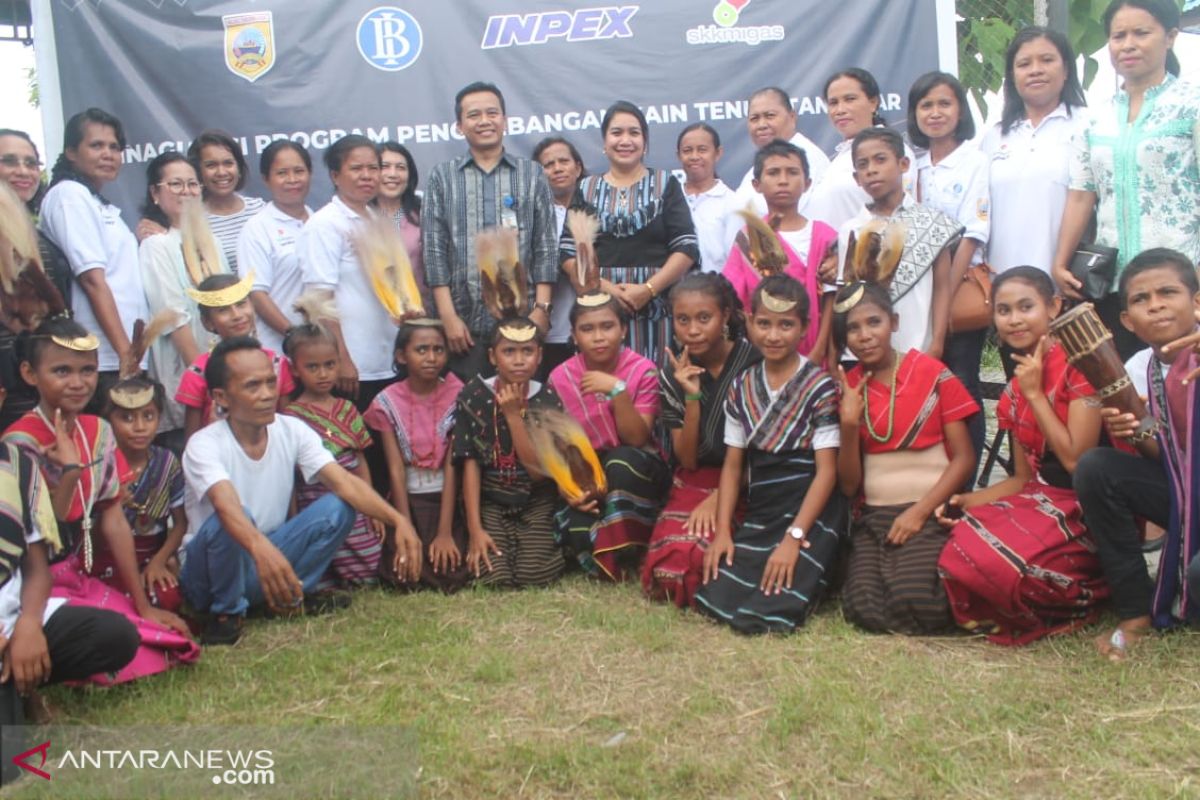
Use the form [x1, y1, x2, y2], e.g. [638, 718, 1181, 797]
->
[0, 605, 138, 784]
[1074, 448, 1170, 620]
[943, 328, 988, 486]
[446, 338, 496, 384]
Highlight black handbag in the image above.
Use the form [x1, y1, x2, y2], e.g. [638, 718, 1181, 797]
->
[1068, 242, 1119, 301]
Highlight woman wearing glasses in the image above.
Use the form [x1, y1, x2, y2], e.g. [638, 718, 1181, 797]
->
[0, 129, 75, 430]
[138, 151, 228, 448]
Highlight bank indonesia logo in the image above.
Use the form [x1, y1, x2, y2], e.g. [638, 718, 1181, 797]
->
[357, 7, 423, 72]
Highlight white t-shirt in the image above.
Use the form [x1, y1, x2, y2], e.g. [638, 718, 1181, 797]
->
[914, 143, 990, 265]
[683, 179, 740, 273]
[297, 196, 398, 380]
[804, 135, 917, 232]
[238, 202, 311, 354]
[724, 358, 840, 450]
[209, 194, 265, 276]
[183, 415, 334, 540]
[1125, 347, 1168, 399]
[980, 104, 1088, 274]
[0, 525, 67, 641]
[777, 226, 814, 269]
[734, 131, 832, 218]
[547, 203, 575, 345]
[39, 180, 149, 371]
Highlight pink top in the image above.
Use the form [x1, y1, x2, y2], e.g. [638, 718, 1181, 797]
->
[722, 217, 837, 355]
[363, 374, 463, 470]
[176, 347, 295, 425]
[548, 348, 660, 451]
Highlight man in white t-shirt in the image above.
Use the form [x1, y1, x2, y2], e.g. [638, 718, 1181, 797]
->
[733, 87, 831, 217]
[179, 337, 421, 645]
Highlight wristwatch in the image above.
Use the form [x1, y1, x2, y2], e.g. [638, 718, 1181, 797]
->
[607, 379, 627, 400]
[787, 525, 806, 543]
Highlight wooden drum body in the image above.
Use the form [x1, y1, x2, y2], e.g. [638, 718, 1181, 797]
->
[1049, 303, 1156, 436]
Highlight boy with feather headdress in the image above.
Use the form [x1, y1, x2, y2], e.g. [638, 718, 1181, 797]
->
[450, 228, 566, 587]
[834, 128, 962, 361]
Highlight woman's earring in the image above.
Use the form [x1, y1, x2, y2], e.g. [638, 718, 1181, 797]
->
[722, 322, 731, 340]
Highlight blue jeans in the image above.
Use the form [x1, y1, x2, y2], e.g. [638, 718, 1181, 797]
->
[180, 494, 355, 616]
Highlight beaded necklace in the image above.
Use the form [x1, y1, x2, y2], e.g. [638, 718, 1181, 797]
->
[34, 407, 99, 570]
[863, 351, 899, 444]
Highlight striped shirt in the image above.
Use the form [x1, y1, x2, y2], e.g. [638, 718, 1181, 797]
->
[421, 150, 557, 335]
[209, 194, 265, 276]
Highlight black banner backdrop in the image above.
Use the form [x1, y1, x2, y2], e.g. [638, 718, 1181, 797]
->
[33, 0, 955, 222]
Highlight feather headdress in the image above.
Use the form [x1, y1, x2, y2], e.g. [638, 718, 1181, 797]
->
[120, 309, 182, 379]
[180, 196, 224, 289]
[0, 182, 40, 296]
[0, 183, 66, 330]
[478, 226, 528, 320]
[844, 218, 906, 286]
[526, 409, 606, 505]
[292, 290, 340, 326]
[734, 208, 788, 277]
[567, 209, 611, 308]
[353, 215, 424, 320]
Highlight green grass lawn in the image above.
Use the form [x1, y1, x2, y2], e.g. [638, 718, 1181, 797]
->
[19, 577, 1200, 799]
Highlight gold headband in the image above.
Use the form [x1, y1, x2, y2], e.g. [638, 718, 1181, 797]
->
[187, 272, 255, 307]
[497, 322, 538, 342]
[833, 283, 867, 315]
[759, 291, 797, 314]
[49, 333, 100, 352]
[404, 317, 444, 328]
[109, 384, 156, 410]
[575, 291, 613, 308]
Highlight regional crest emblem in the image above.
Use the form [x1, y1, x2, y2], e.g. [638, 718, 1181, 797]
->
[223, 12, 275, 83]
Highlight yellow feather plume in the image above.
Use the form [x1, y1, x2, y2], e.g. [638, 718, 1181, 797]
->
[477, 227, 528, 320]
[180, 196, 224, 288]
[735, 207, 788, 277]
[846, 218, 906, 286]
[527, 409, 606, 504]
[292, 290, 340, 325]
[567, 210, 601, 293]
[353, 215, 425, 320]
[0, 182, 41, 295]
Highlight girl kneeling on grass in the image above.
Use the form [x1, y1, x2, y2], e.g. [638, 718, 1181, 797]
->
[642, 273, 760, 607]
[282, 303, 382, 589]
[548, 293, 668, 581]
[4, 317, 198, 682]
[695, 275, 846, 634]
[833, 282, 977, 634]
[455, 319, 565, 587]
[936, 267, 1108, 645]
[175, 273, 294, 440]
[98, 377, 187, 612]
[365, 322, 468, 591]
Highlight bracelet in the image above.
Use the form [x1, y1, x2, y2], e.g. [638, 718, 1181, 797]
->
[58, 463, 81, 473]
[1128, 421, 1160, 444]
[684, 392, 703, 402]
[645, 279, 657, 298]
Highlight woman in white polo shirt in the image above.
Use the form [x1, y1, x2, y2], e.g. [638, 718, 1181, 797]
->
[296, 134, 392, 410]
[676, 123, 740, 274]
[237, 140, 313, 355]
[39, 107, 148, 403]
[980, 26, 1087, 276]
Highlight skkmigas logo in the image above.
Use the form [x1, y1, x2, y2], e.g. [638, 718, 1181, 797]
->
[687, 0, 785, 46]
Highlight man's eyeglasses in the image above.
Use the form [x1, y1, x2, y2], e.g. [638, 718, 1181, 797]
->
[158, 180, 202, 194]
[0, 155, 42, 171]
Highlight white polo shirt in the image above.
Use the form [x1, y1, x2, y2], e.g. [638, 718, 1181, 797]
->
[238, 201, 311, 354]
[734, 131, 832, 217]
[297, 196, 397, 380]
[805, 135, 917, 231]
[980, 104, 1087, 274]
[683, 179, 740, 273]
[39, 180, 148, 371]
[915, 143, 990, 266]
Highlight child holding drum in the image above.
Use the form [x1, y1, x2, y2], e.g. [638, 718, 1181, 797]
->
[935, 267, 1108, 645]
